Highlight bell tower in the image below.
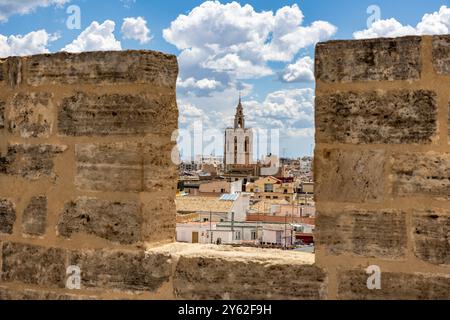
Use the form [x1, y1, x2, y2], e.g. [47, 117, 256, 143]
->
[234, 93, 245, 129]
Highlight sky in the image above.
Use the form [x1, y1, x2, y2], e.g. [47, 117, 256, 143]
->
[1, 0, 450, 158]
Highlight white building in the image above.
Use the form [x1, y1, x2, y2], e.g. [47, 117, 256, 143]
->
[176, 222, 217, 244]
[224, 96, 253, 166]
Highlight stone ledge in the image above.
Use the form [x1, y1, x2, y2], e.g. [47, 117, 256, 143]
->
[147, 243, 324, 300]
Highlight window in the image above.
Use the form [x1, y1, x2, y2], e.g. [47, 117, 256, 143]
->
[234, 230, 241, 240]
[273, 196, 279, 199]
[221, 188, 225, 193]
[203, 218, 208, 222]
[284, 189, 288, 194]
[264, 184, 273, 192]
[251, 231, 257, 240]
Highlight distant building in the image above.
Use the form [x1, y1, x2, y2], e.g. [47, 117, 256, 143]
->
[224, 95, 254, 169]
[246, 176, 297, 201]
[176, 193, 250, 223]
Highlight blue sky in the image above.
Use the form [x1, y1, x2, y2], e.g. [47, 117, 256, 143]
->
[1, 0, 450, 158]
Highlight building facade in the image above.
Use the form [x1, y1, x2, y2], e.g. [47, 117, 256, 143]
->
[224, 96, 253, 168]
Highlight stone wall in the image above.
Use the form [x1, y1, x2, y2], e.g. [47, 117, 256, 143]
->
[0, 51, 180, 299]
[315, 35, 450, 299]
[2, 37, 449, 300]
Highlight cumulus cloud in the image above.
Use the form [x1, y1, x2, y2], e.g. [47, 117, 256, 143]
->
[0, 29, 58, 58]
[279, 56, 314, 83]
[163, 1, 336, 96]
[121, 17, 152, 44]
[354, 5, 450, 39]
[62, 20, 121, 53]
[179, 102, 207, 124]
[0, 0, 69, 22]
[245, 88, 315, 131]
[177, 77, 223, 97]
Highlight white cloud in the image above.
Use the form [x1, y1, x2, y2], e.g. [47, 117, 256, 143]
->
[245, 88, 315, 131]
[121, 17, 152, 44]
[280, 56, 314, 83]
[179, 102, 207, 124]
[0, 0, 69, 22]
[178, 77, 221, 90]
[62, 20, 121, 53]
[354, 5, 450, 39]
[0, 29, 58, 58]
[163, 1, 336, 96]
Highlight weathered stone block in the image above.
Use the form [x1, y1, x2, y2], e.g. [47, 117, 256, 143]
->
[432, 35, 450, 74]
[413, 210, 450, 265]
[7, 92, 54, 138]
[391, 152, 450, 199]
[0, 100, 5, 129]
[315, 36, 421, 83]
[24, 51, 178, 87]
[75, 142, 143, 192]
[143, 142, 178, 192]
[0, 286, 96, 300]
[0, 57, 22, 87]
[75, 142, 176, 193]
[1, 242, 66, 288]
[0, 199, 15, 234]
[315, 148, 385, 202]
[316, 90, 437, 144]
[22, 196, 47, 236]
[68, 249, 171, 292]
[141, 193, 176, 243]
[316, 210, 407, 259]
[338, 270, 450, 300]
[319, 210, 407, 257]
[174, 256, 327, 300]
[57, 197, 141, 245]
[0, 143, 67, 180]
[58, 92, 177, 136]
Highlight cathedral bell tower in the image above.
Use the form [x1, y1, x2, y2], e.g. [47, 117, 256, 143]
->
[224, 94, 253, 168]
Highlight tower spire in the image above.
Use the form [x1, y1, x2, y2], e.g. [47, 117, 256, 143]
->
[234, 93, 245, 129]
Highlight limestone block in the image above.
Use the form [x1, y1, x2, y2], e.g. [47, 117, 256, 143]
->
[75, 142, 176, 193]
[0, 144, 67, 180]
[338, 270, 450, 300]
[0, 199, 15, 235]
[174, 255, 327, 300]
[22, 196, 47, 236]
[391, 152, 450, 200]
[413, 210, 450, 265]
[7, 92, 54, 138]
[58, 92, 177, 136]
[24, 51, 178, 87]
[1, 242, 66, 288]
[0, 100, 4, 129]
[316, 90, 437, 144]
[315, 148, 385, 202]
[0, 286, 96, 300]
[57, 197, 142, 245]
[432, 35, 450, 74]
[316, 210, 407, 259]
[68, 249, 171, 292]
[315, 36, 421, 83]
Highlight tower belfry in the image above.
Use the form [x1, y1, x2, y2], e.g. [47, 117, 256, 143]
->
[224, 93, 253, 169]
[234, 93, 245, 129]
